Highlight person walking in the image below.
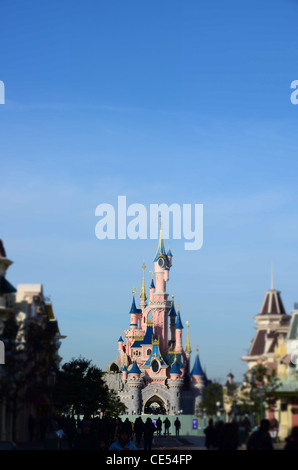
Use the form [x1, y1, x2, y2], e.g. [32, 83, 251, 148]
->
[163, 417, 171, 436]
[143, 418, 156, 450]
[156, 417, 162, 437]
[284, 427, 298, 450]
[134, 417, 144, 447]
[174, 417, 181, 437]
[247, 419, 273, 451]
[204, 418, 217, 450]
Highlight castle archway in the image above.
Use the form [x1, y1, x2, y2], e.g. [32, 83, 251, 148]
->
[143, 394, 167, 415]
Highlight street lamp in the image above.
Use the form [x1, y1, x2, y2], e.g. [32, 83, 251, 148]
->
[216, 401, 221, 418]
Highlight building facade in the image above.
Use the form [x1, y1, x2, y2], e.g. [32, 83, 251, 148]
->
[0, 240, 65, 442]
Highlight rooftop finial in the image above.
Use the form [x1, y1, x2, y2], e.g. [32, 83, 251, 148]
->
[132, 287, 138, 296]
[185, 320, 192, 354]
[140, 261, 147, 301]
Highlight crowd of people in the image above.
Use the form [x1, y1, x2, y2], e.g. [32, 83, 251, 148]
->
[204, 417, 298, 450]
[45, 414, 182, 450]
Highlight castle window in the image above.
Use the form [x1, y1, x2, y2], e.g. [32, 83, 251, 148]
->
[147, 349, 152, 356]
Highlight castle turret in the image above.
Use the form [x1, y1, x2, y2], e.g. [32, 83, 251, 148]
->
[127, 361, 143, 414]
[122, 365, 128, 382]
[191, 346, 206, 413]
[168, 356, 183, 414]
[129, 290, 139, 331]
[174, 304, 184, 353]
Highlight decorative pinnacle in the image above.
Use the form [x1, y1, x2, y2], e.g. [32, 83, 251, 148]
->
[185, 320, 192, 354]
[132, 287, 138, 296]
[196, 345, 199, 355]
[140, 261, 147, 301]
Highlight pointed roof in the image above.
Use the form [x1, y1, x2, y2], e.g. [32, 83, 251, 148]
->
[153, 217, 167, 262]
[167, 243, 173, 257]
[145, 339, 167, 367]
[259, 287, 287, 316]
[0, 275, 16, 294]
[185, 320, 192, 354]
[129, 294, 142, 314]
[129, 361, 141, 375]
[131, 321, 156, 348]
[191, 347, 204, 377]
[175, 305, 184, 329]
[170, 359, 181, 375]
[122, 365, 127, 372]
[169, 296, 177, 317]
[0, 240, 7, 258]
[118, 335, 124, 342]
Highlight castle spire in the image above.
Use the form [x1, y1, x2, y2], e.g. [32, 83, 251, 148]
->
[271, 262, 274, 290]
[153, 215, 166, 261]
[139, 261, 147, 301]
[185, 320, 192, 355]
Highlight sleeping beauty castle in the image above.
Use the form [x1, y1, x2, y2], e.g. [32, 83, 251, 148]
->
[105, 222, 208, 415]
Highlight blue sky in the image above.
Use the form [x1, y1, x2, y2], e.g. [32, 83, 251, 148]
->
[1, 0, 298, 382]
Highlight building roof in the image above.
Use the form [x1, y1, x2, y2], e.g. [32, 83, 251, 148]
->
[153, 219, 168, 262]
[288, 311, 298, 341]
[0, 240, 7, 258]
[175, 309, 184, 329]
[0, 275, 16, 294]
[131, 323, 155, 348]
[170, 360, 181, 375]
[169, 300, 177, 317]
[118, 335, 124, 342]
[191, 351, 204, 377]
[145, 340, 167, 367]
[129, 361, 141, 375]
[259, 288, 287, 316]
[129, 295, 141, 314]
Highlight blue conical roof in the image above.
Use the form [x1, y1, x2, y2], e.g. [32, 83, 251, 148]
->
[129, 296, 137, 314]
[169, 300, 177, 317]
[170, 360, 181, 375]
[129, 361, 141, 374]
[191, 353, 204, 377]
[122, 365, 127, 372]
[150, 278, 155, 289]
[175, 310, 183, 329]
[118, 335, 124, 342]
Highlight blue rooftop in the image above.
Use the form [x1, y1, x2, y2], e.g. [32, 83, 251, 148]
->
[170, 360, 181, 375]
[191, 353, 204, 377]
[129, 361, 141, 374]
[175, 310, 184, 329]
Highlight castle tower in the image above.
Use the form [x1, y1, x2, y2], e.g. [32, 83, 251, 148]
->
[126, 361, 143, 414]
[151, 219, 172, 356]
[191, 346, 206, 413]
[174, 304, 184, 353]
[168, 357, 183, 414]
[106, 229, 207, 416]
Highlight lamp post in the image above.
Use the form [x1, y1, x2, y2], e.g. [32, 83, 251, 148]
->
[216, 401, 221, 419]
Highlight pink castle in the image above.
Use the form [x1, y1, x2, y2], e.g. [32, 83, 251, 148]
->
[106, 222, 207, 415]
